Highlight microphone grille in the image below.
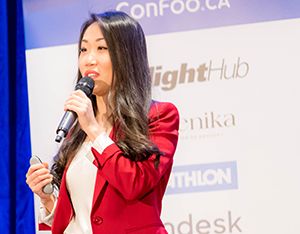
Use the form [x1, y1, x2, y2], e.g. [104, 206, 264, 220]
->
[75, 77, 95, 97]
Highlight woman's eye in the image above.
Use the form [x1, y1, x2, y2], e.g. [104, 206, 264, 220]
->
[79, 47, 87, 53]
[98, 46, 108, 51]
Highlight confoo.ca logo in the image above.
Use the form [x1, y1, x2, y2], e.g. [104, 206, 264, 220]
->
[116, 0, 231, 20]
[166, 161, 238, 194]
[150, 57, 249, 91]
[164, 211, 242, 234]
[180, 112, 236, 140]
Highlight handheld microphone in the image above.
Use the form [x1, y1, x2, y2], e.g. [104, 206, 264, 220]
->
[55, 77, 95, 142]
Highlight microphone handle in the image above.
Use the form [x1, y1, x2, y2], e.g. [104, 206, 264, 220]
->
[55, 111, 77, 142]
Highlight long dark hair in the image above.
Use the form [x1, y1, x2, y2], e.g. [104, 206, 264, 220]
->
[51, 11, 162, 188]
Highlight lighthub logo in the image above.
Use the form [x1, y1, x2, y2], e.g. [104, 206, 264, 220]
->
[166, 161, 238, 194]
[150, 57, 249, 91]
[116, 0, 231, 20]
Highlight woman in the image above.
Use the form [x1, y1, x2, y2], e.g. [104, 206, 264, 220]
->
[26, 11, 179, 234]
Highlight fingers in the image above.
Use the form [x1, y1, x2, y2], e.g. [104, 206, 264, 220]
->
[31, 176, 53, 194]
[64, 99, 89, 112]
[27, 166, 50, 181]
[67, 90, 89, 102]
[26, 163, 46, 177]
[64, 90, 89, 104]
[31, 170, 53, 186]
[26, 165, 53, 194]
[73, 89, 88, 97]
[64, 91, 91, 113]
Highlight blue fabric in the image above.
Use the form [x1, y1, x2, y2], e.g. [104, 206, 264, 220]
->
[0, 0, 35, 233]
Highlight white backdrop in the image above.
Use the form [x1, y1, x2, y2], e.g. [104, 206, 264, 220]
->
[24, 1, 300, 233]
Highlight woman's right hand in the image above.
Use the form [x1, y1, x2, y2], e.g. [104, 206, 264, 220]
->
[26, 162, 54, 205]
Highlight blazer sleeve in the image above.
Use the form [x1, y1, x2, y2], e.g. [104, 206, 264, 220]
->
[91, 102, 179, 200]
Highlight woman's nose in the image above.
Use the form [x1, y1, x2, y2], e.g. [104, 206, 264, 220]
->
[86, 52, 97, 66]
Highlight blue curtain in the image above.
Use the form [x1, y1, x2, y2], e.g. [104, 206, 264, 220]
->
[0, 0, 35, 233]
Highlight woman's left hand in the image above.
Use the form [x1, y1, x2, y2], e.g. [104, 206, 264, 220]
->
[64, 90, 101, 140]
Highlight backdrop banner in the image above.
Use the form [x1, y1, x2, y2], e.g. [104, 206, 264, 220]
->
[23, 0, 300, 233]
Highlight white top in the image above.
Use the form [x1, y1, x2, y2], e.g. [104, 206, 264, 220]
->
[39, 132, 113, 233]
[64, 141, 96, 234]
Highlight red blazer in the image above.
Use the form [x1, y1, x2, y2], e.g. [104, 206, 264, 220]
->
[49, 101, 179, 233]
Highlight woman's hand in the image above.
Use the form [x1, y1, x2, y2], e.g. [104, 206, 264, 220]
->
[26, 162, 55, 213]
[64, 90, 102, 141]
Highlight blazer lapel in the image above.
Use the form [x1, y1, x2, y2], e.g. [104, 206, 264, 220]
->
[91, 127, 115, 208]
[91, 170, 108, 209]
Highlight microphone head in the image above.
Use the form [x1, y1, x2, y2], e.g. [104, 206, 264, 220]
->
[75, 76, 95, 97]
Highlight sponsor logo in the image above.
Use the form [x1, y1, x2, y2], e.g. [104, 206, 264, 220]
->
[166, 161, 238, 194]
[116, 0, 231, 20]
[164, 211, 242, 234]
[180, 112, 236, 140]
[150, 57, 249, 91]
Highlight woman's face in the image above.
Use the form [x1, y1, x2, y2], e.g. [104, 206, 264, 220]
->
[79, 22, 113, 96]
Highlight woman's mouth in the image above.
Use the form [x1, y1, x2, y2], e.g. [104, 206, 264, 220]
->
[84, 70, 99, 79]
